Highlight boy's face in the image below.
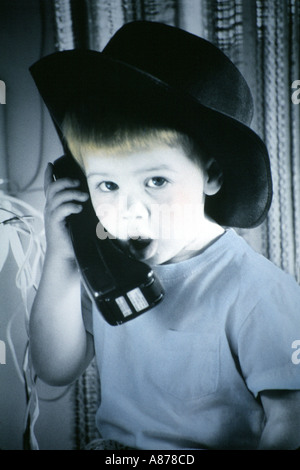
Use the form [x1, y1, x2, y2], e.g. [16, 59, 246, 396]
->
[83, 143, 220, 265]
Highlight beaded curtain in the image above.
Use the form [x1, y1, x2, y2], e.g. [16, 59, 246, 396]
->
[52, 0, 300, 449]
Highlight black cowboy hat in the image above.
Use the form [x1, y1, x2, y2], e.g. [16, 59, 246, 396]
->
[30, 21, 272, 228]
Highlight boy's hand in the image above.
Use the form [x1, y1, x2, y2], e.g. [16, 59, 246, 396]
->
[43, 162, 89, 261]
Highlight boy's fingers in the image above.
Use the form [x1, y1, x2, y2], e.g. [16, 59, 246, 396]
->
[44, 162, 54, 195]
[49, 189, 89, 211]
[51, 202, 83, 223]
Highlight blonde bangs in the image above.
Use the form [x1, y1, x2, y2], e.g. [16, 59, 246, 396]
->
[62, 110, 206, 169]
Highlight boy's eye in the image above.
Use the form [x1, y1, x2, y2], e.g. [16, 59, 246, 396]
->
[146, 177, 168, 188]
[98, 181, 119, 192]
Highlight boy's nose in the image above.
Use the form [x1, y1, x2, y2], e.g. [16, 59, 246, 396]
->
[121, 199, 151, 239]
[122, 200, 149, 220]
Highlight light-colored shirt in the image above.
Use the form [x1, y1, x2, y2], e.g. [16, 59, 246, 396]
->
[82, 229, 300, 449]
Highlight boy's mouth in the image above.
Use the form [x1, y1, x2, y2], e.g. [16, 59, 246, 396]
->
[127, 237, 156, 260]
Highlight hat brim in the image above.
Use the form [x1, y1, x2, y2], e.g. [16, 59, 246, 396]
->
[30, 49, 272, 228]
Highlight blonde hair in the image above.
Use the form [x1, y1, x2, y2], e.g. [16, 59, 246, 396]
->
[61, 108, 208, 169]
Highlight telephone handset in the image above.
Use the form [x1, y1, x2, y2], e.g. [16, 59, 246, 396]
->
[52, 155, 164, 326]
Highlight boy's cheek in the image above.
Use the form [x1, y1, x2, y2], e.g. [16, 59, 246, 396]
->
[95, 202, 113, 221]
[155, 204, 204, 240]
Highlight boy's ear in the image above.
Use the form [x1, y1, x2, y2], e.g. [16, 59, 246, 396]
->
[204, 158, 223, 196]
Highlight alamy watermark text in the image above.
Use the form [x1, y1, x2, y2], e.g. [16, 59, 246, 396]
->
[291, 80, 300, 104]
[0, 340, 6, 364]
[0, 80, 6, 104]
[292, 340, 300, 365]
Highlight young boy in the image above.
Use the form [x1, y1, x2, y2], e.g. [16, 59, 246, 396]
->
[29, 21, 300, 450]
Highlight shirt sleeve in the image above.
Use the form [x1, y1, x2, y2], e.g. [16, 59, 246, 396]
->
[237, 274, 300, 398]
[81, 283, 93, 335]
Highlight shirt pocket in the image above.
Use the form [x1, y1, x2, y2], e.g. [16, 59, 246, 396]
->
[148, 329, 219, 401]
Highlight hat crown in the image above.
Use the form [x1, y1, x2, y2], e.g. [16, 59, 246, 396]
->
[103, 21, 253, 126]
